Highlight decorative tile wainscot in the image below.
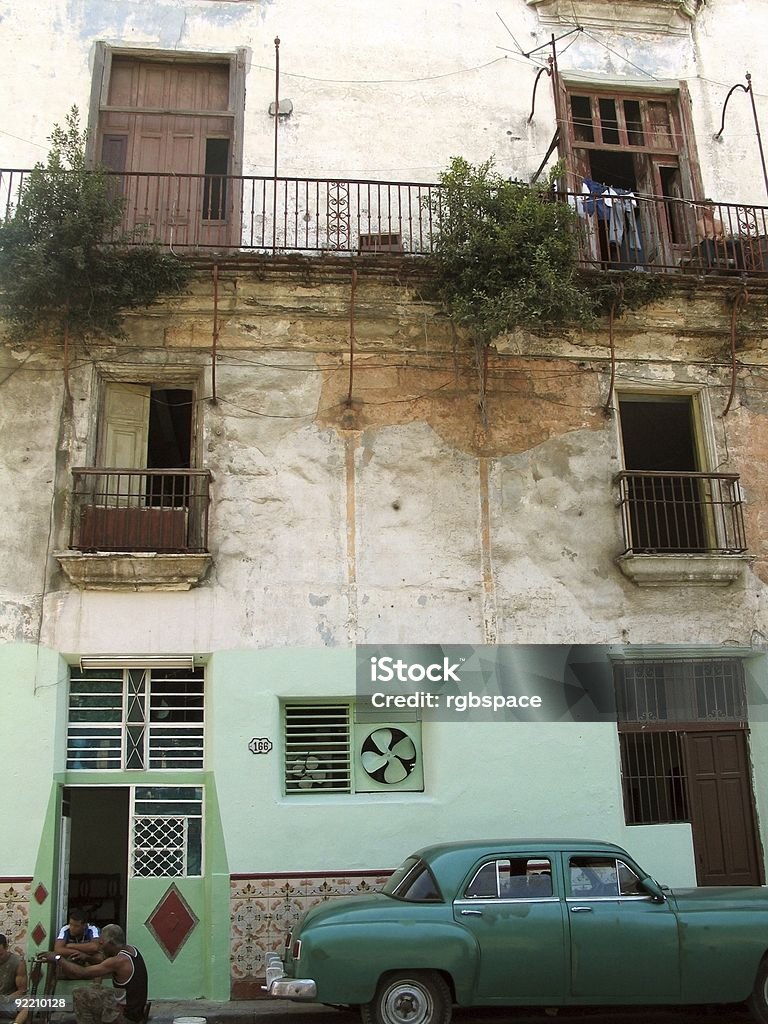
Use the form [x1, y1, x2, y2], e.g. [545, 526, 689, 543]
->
[230, 870, 392, 998]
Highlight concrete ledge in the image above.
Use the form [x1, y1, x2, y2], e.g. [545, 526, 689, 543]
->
[55, 552, 212, 591]
[526, 0, 700, 33]
[616, 553, 750, 587]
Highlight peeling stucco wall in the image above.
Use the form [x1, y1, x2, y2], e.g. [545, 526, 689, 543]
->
[2, 265, 768, 652]
[0, 0, 766, 202]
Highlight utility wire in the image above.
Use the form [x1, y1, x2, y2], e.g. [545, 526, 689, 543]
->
[242, 55, 510, 85]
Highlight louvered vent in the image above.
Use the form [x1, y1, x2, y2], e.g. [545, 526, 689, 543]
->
[358, 232, 404, 253]
[284, 704, 351, 793]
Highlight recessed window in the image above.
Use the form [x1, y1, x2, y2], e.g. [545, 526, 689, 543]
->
[70, 381, 212, 556]
[203, 138, 230, 221]
[561, 84, 702, 269]
[616, 659, 746, 725]
[68, 666, 205, 770]
[616, 658, 747, 826]
[283, 703, 424, 795]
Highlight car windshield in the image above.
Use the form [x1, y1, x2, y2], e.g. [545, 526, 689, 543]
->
[383, 856, 443, 902]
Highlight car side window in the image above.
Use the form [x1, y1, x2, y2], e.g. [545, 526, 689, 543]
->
[383, 857, 443, 902]
[466, 861, 502, 897]
[464, 857, 553, 899]
[569, 857, 619, 896]
[617, 860, 646, 896]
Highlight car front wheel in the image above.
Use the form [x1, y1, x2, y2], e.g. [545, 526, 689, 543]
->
[748, 957, 768, 1024]
[361, 971, 452, 1024]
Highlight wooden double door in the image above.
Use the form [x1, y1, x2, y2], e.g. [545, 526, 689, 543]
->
[99, 56, 237, 249]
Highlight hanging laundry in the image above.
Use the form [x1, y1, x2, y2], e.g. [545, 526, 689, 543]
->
[577, 179, 645, 269]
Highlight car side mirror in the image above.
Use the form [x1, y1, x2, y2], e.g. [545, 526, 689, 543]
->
[642, 877, 666, 903]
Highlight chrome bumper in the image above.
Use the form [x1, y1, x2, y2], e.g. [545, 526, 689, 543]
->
[262, 953, 317, 1000]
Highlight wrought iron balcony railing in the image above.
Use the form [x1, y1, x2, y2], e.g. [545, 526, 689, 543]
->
[70, 468, 211, 554]
[569, 189, 768, 273]
[2, 167, 767, 272]
[615, 471, 747, 556]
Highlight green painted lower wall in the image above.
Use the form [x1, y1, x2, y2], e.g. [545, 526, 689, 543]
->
[208, 649, 704, 886]
[3, 642, 768, 1000]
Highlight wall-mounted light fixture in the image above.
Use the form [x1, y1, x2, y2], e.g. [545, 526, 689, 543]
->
[79, 655, 196, 671]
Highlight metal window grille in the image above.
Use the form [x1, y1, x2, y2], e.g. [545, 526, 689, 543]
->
[615, 658, 747, 826]
[131, 786, 203, 877]
[284, 704, 351, 794]
[619, 731, 689, 824]
[615, 659, 746, 725]
[68, 667, 204, 770]
[615, 471, 746, 556]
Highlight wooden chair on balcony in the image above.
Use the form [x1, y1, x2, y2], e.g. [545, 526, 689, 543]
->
[680, 203, 746, 273]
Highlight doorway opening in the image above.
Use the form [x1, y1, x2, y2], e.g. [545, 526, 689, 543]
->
[617, 394, 708, 552]
[60, 788, 129, 932]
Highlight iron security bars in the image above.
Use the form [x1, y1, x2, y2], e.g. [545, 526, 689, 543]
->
[284, 703, 351, 794]
[615, 658, 747, 727]
[615, 471, 746, 555]
[67, 667, 205, 771]
[131, 786, 203, 877]
[70, 468, 211, 553]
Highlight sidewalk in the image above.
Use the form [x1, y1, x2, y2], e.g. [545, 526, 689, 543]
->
[149, 1000, 349, 1024]
[49, 998, 753, 1024]
[145, 1000, 752, 1024]
[48, 1000, 351, 1024]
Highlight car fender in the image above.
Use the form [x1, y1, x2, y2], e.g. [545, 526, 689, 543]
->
[298, 919, 480, 1005]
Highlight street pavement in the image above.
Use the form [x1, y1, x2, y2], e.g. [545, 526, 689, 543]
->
[147, 999, 753, 1024]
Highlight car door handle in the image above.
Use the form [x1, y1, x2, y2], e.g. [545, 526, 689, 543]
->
[569, 906, 593, 913]
[460, 909, 483, 916]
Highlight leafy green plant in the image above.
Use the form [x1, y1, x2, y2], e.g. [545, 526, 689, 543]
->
[427, 157, 596, 341]
[0, 108, 190, 391]
[427, 156, 671, 341]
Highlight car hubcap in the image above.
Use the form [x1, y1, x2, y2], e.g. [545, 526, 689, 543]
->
[383, 982, 433, 1024]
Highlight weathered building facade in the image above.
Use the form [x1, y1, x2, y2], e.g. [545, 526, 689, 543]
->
[1, 0, 768, 1002]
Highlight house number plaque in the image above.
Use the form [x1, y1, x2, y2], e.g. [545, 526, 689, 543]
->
[249, 737, 273, 754]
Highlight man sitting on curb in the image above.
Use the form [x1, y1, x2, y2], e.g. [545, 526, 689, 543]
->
[0, 934, 29, 1024]
[42, 924, 147, 1024]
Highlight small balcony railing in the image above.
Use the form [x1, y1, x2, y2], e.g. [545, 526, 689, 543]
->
[2, 167, 767, 271]
[567, 190, 768, 274]
[70, 468, 211, 554]
[615, 471, 747, 556]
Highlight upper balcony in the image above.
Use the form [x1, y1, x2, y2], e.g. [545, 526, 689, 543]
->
[56, 468, 213, 592]
[2, 168, 767, 274]
[615, 470, 750, 587]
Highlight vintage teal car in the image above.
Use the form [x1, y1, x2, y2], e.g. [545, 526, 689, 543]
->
[265, 839, 768, 1024]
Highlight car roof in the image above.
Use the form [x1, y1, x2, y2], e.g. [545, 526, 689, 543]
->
[409, 840, 634, 898]
[415, 839, 629, 859]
